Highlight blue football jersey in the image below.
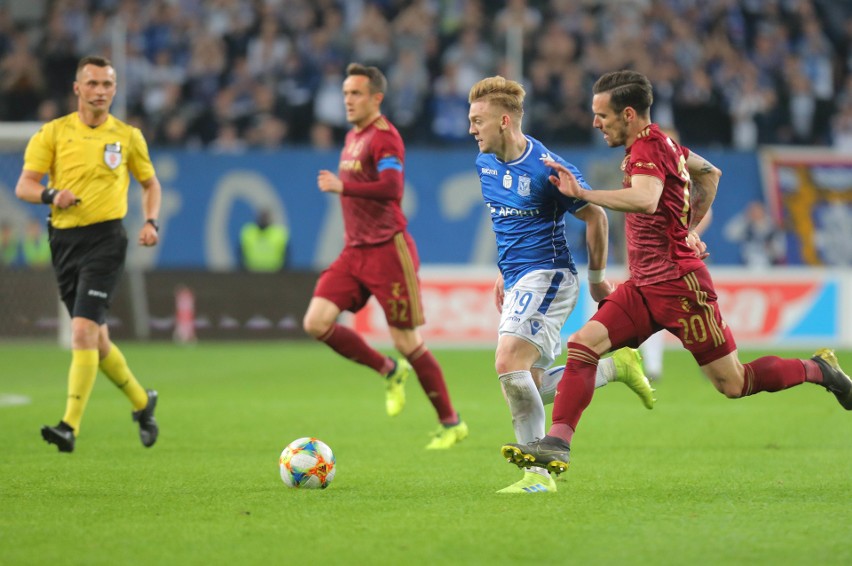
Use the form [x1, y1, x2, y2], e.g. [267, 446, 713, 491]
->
[476, 135, 590, 289]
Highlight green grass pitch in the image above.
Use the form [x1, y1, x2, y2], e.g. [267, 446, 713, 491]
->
[1, 342, 851, 565]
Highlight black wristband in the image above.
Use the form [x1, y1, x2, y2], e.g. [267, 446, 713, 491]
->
[41, 188, 58, 204]
[146, 219, 160, 232]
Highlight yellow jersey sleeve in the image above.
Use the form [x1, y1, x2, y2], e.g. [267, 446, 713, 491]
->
[23, 121, 57, 175]
[128, 126, 155, 184]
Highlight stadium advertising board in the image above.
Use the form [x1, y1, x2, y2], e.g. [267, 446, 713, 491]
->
[351, 267, 848, 349]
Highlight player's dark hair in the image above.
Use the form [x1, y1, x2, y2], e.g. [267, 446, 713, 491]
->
[77, 55, 112, 73]
[593, 70, 653, 117]
[346, 63, 387, 95]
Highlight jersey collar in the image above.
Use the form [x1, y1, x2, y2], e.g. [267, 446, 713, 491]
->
[498, 137, 533, 166]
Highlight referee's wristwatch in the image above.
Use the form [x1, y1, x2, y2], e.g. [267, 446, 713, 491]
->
[146, 219, 160, 232]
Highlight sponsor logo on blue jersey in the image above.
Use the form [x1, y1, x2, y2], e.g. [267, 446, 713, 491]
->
[487, 202, 541, 217]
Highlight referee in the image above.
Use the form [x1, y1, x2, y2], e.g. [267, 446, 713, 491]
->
[15, 55, 162, 453]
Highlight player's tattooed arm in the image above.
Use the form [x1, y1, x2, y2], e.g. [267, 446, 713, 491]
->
[686, 151, 720, 230]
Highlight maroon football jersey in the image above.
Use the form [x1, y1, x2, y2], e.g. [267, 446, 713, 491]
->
[622, 124, 706, 285]
[337, 116, 407, 246]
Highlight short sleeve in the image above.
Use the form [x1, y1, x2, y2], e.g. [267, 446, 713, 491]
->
[551, 157, 591, 214]
[127, 127, 156, 183]
[628, 140, 666, 182]
[23, 122, 56, 174]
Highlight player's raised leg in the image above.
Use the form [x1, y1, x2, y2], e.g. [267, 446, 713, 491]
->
[611, 348, 656, 409]
[389, 326, 466, 448]
[98, 333, 159, 447]
[539, 349, 654, 409]
[304, 295, 403, 413]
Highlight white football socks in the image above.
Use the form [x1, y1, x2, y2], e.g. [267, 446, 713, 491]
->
[500, 370, 549, 477]
[539, 357, 615, 405]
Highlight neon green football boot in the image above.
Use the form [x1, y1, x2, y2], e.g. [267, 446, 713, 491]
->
[496, 471, 557, 494]
[385, 358, 411, 417]
[612, 348, 656, 409]
[425, 420, 469, 449]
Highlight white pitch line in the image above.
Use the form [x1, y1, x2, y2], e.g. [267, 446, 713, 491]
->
[0, 394, 32, 407]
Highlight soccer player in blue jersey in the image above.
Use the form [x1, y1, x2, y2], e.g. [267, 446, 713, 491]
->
[468, 76, 655, 494]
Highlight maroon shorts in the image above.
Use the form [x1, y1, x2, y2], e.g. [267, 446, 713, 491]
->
[313, 231, 425, 329]
[592, 266, 736, 366]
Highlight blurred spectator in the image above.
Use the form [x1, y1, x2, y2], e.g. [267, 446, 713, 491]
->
[276, 51, 319, 143]
[309, 122, 336, 149]
[2, 0, 851, 149]
[350, 2, 392, 69]
[832, 99, 852, 150]
[240, 209, 288, 272]
[430, 60, 472, 143]
[385, 48, 430, 141]
[183, 32, 228, 115]
[723, 201, 787, 268]
[441, 26, 495, 90]
[21, 217, 51, 270]
[243, 83, 289, 148]
[37, 98, 62, 123]
[312, 58, 348, 140]
[550, 66, 593, 145]
[494, 0, 541, 49]
[674, 67, 730, 146]
[41, 7, 79, 103]
[209, 121, 248, 154]
[142, 49, 186, 118]
[156, 112, 191, 148]
[246, 18, 290, 80]
[0, 220, 18, 267]
[0, 29, 45, 120]
[391, 0, 436, 55]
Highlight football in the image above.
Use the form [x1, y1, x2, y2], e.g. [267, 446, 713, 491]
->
[279, 437, 336, 489]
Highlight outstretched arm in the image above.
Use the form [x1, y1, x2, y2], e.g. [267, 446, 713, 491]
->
[573, 203, 614, 302]
[543, 159, 662, 213]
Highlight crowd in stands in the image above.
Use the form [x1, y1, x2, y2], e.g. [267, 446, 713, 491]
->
[1, 0, 852, 151]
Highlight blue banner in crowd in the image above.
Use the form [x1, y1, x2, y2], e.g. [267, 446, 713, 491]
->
[0, 147, 764, 269]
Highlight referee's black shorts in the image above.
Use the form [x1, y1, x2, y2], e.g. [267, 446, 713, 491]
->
[49, 219, 127, 325]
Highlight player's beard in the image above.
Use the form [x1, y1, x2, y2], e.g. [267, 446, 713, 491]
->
[603, 120, 628, 147]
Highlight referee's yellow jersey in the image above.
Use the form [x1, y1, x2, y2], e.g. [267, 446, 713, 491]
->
[23, 112, 156, 229]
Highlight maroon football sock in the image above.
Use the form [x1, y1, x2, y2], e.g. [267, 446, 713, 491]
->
[740, 356, 807, 396]
[407, 344, 457, 423]
[550, 342, 599, 442]
[319, 324, 392, 375]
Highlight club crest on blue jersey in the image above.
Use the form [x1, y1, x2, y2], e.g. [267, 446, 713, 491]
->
[518, 175, 531, 196]
[104, 142, 122, 169]
[502, 171, 512, 189]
